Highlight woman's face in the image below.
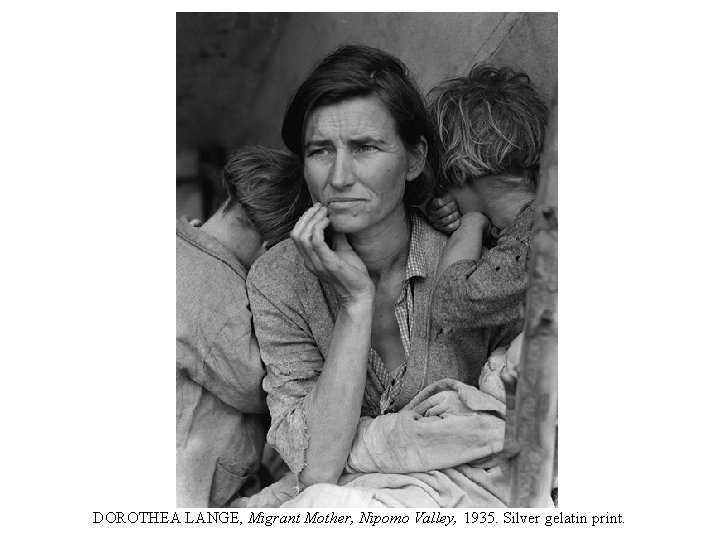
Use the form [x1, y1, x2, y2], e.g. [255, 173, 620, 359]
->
[302, 95, 426, 234]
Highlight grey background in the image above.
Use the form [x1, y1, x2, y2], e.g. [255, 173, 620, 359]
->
[176, 12, 558, 218]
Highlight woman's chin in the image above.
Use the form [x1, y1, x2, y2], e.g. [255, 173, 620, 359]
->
[329, 215, 368, 234]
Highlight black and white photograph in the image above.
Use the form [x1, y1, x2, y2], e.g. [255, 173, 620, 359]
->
[176, 12, 558, 508]
[8, 3, 720, 537]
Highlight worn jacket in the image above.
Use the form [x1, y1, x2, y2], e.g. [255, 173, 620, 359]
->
[176, 217, 268, 507]
[246, 213, 522, 476]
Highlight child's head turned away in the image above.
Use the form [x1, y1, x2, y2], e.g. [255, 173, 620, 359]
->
[222, 145, 311, 248]
[428, 65, 549, 195]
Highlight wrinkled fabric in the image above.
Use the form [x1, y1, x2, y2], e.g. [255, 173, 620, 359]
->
[246, 212, 522, 477]
[233, 472, 301, 508]
[254, 346, 518, 508]
[176, 217, 268, 507]
[278, 351, 516, 508]
[345, 379, 506, 475]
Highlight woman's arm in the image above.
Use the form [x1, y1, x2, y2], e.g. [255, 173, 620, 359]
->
[254, 203, 375, 487]
[302, 298, 373, 485]
[291, 204, 376, 486]
[247, 262, 373, 487]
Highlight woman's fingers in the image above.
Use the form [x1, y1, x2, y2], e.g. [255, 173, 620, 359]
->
[414, 393, 442, 416]
[292, 203, 325, 270]
[299, 204, 328, 243]
[330, 231, 353, 252]
[310, 214, 330, 248]
[305, 205, 328, 239]
[413, 397, 434, 416]
[415, 390, 469, 416]
[305, 206, 328, 246]
[293, 206, 373, 301]
[301, 207, 330, 269]
[292, 202, 322, 241]
[425, 403, 447, 417]
[310, 213, 339, 268]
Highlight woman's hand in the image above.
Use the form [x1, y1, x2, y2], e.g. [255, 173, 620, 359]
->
[291, 203, 375, 307]
[413, 390, 474, 418]
[427, 194, 461, 234]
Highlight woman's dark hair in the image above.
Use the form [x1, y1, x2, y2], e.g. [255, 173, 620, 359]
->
[222, 145, 311, 248]
[281, 44, 439, 207]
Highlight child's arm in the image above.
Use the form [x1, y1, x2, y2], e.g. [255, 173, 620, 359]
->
[437, 212, 490, 276]
[427, 184, 484, 235]
[433, 202, 535, 329]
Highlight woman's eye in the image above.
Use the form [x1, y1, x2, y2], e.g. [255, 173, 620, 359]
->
[307, 148, 329, 157]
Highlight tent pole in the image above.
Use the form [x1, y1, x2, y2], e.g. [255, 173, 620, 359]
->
[509, 92, 558, 507]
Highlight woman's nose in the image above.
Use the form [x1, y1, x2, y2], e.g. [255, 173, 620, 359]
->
[328, 151, 354, 189]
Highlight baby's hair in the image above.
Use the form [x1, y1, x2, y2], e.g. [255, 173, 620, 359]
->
[428, 65, 548, 190]
[222, 145, 311, 248]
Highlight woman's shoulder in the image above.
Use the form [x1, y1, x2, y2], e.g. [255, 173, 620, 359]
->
[408, 210, 448, 273]
[246, 238, 313, 297]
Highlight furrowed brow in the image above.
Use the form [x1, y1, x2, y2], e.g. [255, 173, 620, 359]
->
[350, 135, 387, 145]
[304, 139, 332, 149]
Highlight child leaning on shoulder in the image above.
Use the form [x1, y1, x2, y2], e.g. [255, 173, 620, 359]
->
[425, 65, 549, 342]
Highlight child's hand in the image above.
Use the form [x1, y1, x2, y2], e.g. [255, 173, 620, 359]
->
[427, 194, 461, 235]
[501, 332, 524, 394]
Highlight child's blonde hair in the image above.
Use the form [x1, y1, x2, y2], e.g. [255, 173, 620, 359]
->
[428, 66, 548, 192]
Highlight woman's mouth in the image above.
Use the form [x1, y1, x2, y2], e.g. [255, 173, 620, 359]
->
[327, 198, 365, 206]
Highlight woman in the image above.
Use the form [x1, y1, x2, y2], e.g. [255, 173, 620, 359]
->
[246, 45, 522, 490]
